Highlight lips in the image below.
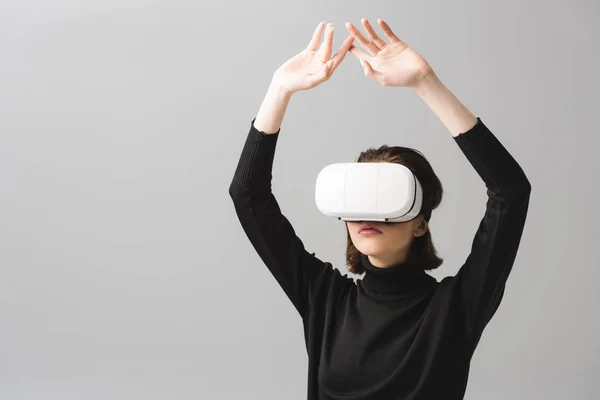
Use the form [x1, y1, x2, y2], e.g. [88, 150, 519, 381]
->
[358, 223, 382, 233]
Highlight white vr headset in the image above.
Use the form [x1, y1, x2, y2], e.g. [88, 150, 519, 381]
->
[315, 162, 424, 223]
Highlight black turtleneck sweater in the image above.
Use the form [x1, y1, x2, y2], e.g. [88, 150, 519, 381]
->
[228, 117, 531, 400]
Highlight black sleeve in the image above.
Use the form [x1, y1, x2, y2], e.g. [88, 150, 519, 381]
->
[228, 118, 334, 320]
[449, 117, 532, 344]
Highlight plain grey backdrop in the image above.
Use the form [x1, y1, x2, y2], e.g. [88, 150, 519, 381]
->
[1, 0, 599, 399]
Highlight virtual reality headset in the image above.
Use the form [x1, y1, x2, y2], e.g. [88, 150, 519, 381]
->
[315, 162, 423, 223]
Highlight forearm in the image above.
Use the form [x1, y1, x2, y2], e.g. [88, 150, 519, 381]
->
[254, 80, 294, 135]
[413, 72, 478, 137]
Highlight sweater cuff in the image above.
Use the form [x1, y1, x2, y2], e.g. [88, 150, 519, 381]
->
[230, 118, 280, 189]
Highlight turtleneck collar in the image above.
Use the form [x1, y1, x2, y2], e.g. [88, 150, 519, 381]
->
[359, 253, 437, 296]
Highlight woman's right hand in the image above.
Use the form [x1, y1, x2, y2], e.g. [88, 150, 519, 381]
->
[272, 22, 355, 94]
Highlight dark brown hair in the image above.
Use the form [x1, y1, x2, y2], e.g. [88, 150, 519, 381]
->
[345, 145, 444, 274]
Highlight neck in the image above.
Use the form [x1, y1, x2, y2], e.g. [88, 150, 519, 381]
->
[359, 254, 436, 296]
[366, 251, 409, 269]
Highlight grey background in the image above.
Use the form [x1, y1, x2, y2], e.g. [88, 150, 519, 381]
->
[1, 0, 598, 399]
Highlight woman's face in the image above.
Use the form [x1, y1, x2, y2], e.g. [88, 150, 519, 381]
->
[346, 216, 428, 268]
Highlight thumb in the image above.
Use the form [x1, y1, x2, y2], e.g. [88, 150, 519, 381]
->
[306, 60, 334, 88]
[360, 59, 386, 83]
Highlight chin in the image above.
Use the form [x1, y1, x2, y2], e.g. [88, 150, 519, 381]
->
[354, 242, 387, 255]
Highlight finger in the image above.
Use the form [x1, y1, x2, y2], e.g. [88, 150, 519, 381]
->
[307, 21, 326, 51]
[306, 60, 333, 88]
[348, 44, 374, 64]
[377, 19, 405, 45]
[317, 23, 334, 62]
[345, 22, 380, 57]
[361, 18, 387, 50]
[327, 35, 355, 71]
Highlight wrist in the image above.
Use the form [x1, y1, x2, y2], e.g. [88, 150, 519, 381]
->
[410, 69, 477, 136]
[269, 77, 295, 99]
[254, 80, 293, 135]
[412, 69, 441, 96]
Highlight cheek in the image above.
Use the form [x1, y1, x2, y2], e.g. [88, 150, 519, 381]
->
[383, 225, 415, 246]
[382, 229, 411, 245]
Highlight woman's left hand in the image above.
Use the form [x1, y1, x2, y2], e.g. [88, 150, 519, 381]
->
[345, 18, 434, 88]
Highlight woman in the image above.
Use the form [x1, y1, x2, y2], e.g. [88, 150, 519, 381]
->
[228, 19, 531, 400]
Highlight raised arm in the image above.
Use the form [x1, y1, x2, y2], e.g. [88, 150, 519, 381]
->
[412, 57, 531, 347]
[228, 116, 330, 320]
[345, 18, 532, 341]
[228, 23, 355, 320]
[413, 68, 531, 344]
[449, 119, 531, 343]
